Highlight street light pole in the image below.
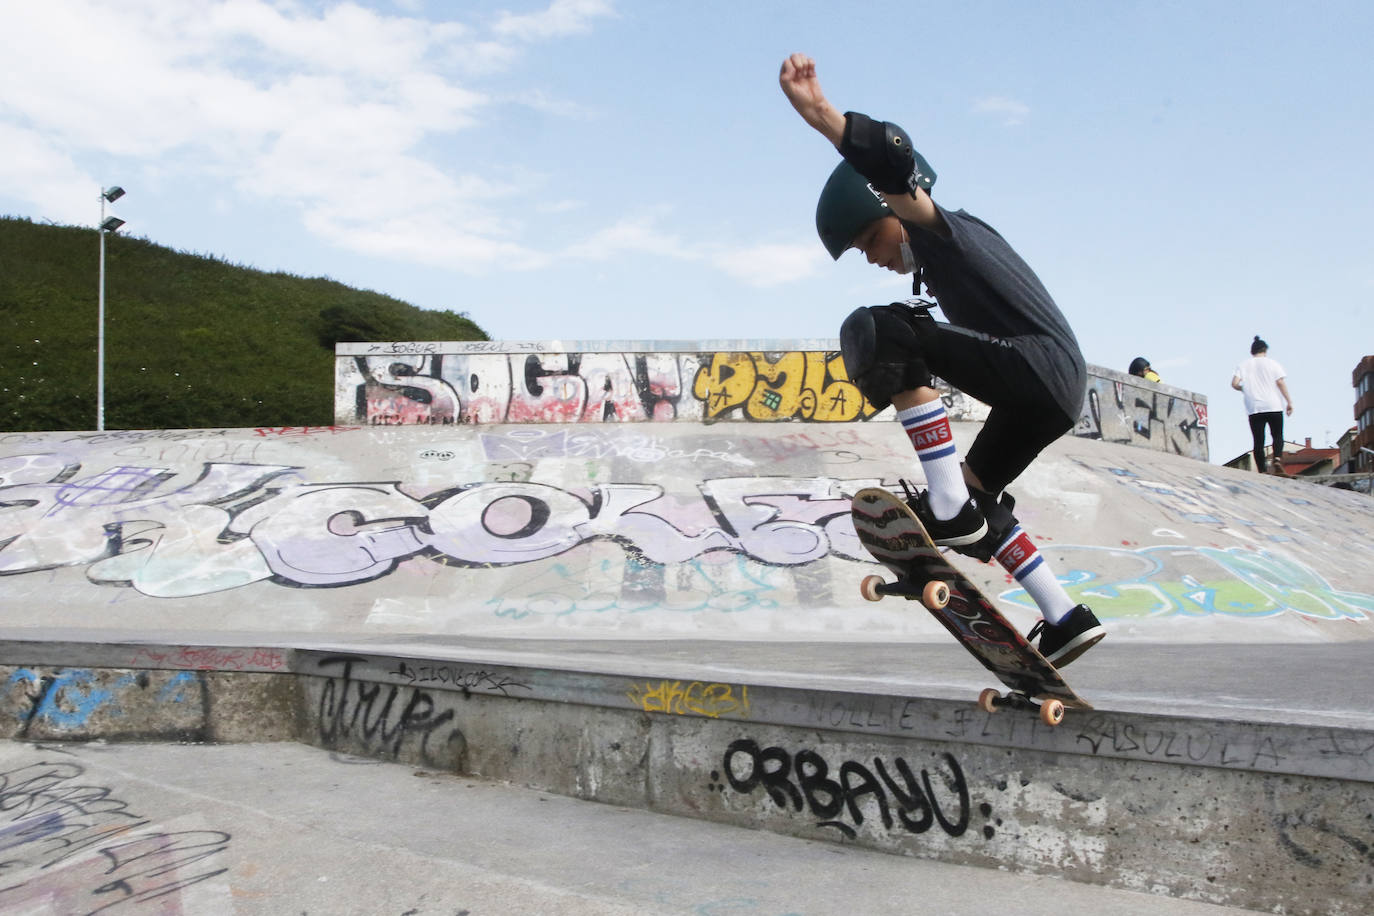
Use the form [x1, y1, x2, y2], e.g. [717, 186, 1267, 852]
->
[97, 186, 126, 431]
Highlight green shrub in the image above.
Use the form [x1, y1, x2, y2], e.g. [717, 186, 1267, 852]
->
[0, 217, 488, 431]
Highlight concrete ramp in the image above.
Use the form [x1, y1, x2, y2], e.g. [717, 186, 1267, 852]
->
[0, 422, 1369, 642]
[3, 422, 1373, 914]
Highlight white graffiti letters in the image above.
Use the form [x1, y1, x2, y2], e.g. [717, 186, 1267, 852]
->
[0, 457, 867, 597]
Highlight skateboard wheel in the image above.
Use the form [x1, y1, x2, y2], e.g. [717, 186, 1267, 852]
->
[1039, 699, 1066, 727]
[860, 575, 885, 602]
[922, 579, 950, 610]
[978, 688, 1001, 714]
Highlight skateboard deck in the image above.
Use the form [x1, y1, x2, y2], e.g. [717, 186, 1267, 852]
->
[850, 486, 1090, 725]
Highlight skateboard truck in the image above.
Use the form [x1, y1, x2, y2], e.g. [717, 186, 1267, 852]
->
[862, 572, 1067, 727]
[860, 574, 949, 609]
[978, 687, 1066, 727]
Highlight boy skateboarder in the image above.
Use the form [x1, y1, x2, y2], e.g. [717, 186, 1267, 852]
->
[779, 52, 1105, 665]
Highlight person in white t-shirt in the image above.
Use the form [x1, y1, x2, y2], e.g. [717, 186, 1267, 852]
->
[1230, 336, 1294, 474]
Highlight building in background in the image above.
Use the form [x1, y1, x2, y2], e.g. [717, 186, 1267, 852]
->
[1225, 437, 1339, 476]
[1353, 355, 1374, 473]
[1275, 438, 1340, 477]
[1338, 427, 1360, 472]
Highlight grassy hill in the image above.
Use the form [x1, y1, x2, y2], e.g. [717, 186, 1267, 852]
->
[0, 216, 487, 432]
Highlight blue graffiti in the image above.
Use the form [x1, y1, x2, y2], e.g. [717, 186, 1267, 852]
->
[997, 545, 1374, 621]
[8, 669, 198, 731]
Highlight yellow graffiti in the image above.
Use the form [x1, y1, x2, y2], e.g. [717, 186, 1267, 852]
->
[692, 351, 875, 421]
[626, 680, 751, 719]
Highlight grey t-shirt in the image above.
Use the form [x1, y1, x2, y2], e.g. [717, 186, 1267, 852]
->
[905, 204, 1086, 419]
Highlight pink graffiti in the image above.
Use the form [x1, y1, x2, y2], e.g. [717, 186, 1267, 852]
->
[128, 646, 288, 671]
[254, 426, 361, 437]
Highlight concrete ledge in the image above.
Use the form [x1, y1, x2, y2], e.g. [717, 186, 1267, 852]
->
[5, 635, 1372, 781]
[1, 636, 1370, 914]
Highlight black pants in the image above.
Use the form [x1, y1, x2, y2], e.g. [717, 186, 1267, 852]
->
[1249, 411, 1283, 471]
[843, 306, 1077, 494]
[920, 323, 1076, 495]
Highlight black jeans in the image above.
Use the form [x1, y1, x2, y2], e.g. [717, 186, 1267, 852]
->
[1249, 411, 1283, 471]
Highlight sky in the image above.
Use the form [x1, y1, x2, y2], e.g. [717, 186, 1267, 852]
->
[2, 0, 1371, 465]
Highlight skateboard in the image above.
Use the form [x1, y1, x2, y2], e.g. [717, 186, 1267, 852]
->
[850, 485, 1091, 726]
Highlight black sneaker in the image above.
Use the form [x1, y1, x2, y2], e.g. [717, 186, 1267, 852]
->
[906, 488, 988, 548]
[1028, 605, 1105, 667]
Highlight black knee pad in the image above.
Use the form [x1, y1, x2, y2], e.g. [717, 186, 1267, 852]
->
[839, 304, 936, 410]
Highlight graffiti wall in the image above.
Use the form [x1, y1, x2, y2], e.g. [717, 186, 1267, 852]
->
[664, 716, 1374, 915]
[0, 750, 236, 910]
[291, 644, 1374, 915]
[334, 340, 1210, 460]
[1076, 366, 1209, 459]
[0, 423, 1364, 641]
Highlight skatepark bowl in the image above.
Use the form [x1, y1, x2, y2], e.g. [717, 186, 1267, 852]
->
[0, 341, 1370, 913]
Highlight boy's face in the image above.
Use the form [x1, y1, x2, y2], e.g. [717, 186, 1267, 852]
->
[850, 216, 908, 273]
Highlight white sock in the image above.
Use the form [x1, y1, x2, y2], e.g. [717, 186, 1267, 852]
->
[897, 400, 969, 519]
[994, 527, 1076, 624]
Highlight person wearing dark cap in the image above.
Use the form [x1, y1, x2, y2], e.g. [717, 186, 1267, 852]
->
[779, 52, 1104, 666]
[1128, 357, 1161, 383]
[1231, 336, 1293, 474]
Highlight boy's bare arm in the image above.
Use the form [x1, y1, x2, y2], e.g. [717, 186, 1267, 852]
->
[778, 53, 846, 144]
[779, 52, 943, 233]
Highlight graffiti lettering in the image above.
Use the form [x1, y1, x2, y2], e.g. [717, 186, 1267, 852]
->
[387, 662, 530, 696]
[342, 349, 899, 426]
[998, 543, 1374, 622]
[808, 695, 922, 732]
[336, 348, 1204, 458]
[479, 428, 752, 466]
[720, 740, 971, 840]
[691, 352, 875, 422]
[3, 457, 1371, 628]
[316, 656, 461, 763]
[627, 681, 750, 718]
[0, 460, 880, 595]
[0, 762, 230, 910]
[1074, 715, 1287, 770]
[5, 668, 201, 735]
[1267, 780, 1374, 870]
[1075, 375, 1209, 460]
[127, 647, 287, 672]
[253, 426, 360, 438]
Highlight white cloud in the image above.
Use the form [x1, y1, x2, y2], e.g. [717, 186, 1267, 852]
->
[450, 40, 523, 76]
[559, 215, 823, 289]
[0, 1, 540, 270]
[491, 0, 617, 41]
[561, 214, 691, 261]
[307, 209, 546, 271]
[0, 124, 92, 224]
[711, 243, 824, 288]
[536, 199, 585, 214]
[0, 0, 817, 290]
[973, 95, 1031, 127]
[508, 89, 599, 119]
